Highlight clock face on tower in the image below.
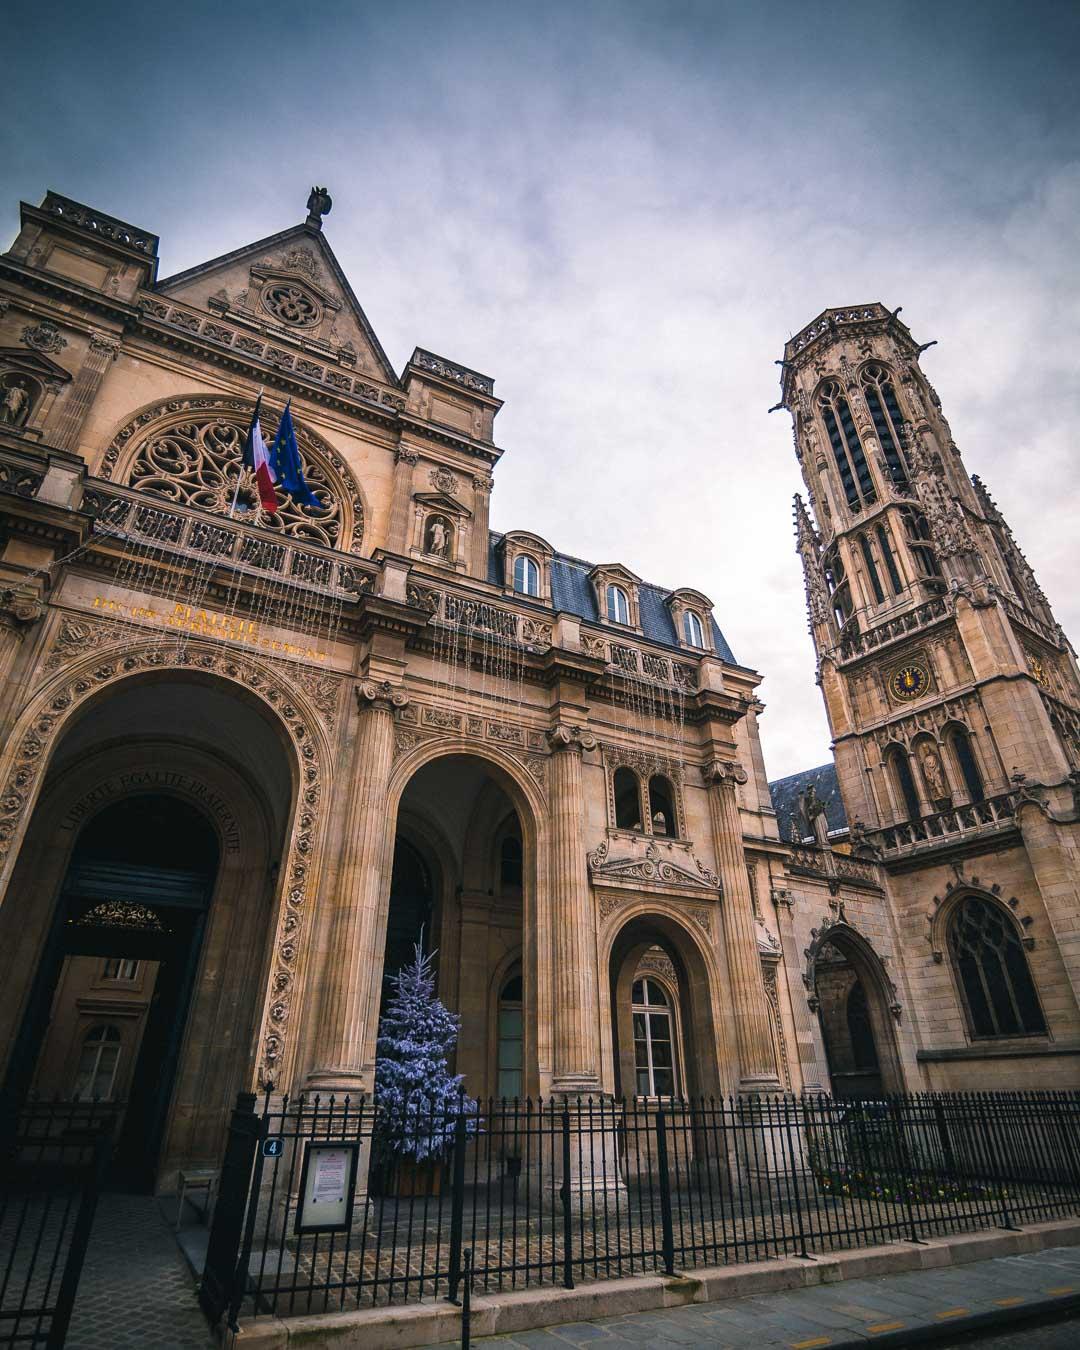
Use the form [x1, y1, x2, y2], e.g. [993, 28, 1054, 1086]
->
[889, 662, 930, 702]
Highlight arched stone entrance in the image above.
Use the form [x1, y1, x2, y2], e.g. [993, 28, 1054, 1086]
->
[806, 923, 904, 1099]
[604, 908, 731, 1102]
[384, 750, 542, 1101]
[0, 648, 331, 1188]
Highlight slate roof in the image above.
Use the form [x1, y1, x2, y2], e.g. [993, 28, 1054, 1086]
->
[768, 762, 848, 843]
[488, 533, 736, 663]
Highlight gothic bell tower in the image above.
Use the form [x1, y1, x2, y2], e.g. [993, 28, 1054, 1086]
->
[779, 304, 1080, 836]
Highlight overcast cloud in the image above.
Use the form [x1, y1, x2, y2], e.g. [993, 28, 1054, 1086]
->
[4, 0, 1078, 779]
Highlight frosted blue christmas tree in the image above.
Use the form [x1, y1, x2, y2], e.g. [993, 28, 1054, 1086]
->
[374, 944, 477, 1161]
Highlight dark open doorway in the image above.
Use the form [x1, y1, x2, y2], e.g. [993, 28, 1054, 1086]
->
[4, 794, 219, 1190]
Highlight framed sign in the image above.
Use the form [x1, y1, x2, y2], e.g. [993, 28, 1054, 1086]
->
[294, 1140, 360, 1234]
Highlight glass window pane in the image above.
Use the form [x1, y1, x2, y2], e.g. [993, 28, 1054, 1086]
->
[649, 1013, 671, 1039]
[650, 1039, 673, 1068]
[636, 1070, 652, 1095]
[645, 980, 667, 1007]
[633, 1013, 647, 1039]
[653, 1069, 675, 1096]
[498, 1069, 523, 1098]
[631, 979, 644, 1003]
[498, 1009, 522, 1037]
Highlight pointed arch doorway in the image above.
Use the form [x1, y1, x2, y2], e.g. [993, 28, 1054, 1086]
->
[809, 926, 904, 1100]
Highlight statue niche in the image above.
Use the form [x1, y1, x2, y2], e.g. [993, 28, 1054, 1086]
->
[0, 375, 38, 430]
[425, 514, 453, 560]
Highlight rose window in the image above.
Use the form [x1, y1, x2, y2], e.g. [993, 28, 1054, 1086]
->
[262, 283, 321, 327]
[128, 415, 345, 548]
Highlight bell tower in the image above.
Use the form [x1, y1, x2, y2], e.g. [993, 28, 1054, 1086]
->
[779, 304, 1080, 835]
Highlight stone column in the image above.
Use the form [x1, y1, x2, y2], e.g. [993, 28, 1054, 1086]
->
[547, 723, 602, 1095]
[50, 331, 119, 451]
[307, 679, 408, 1092]
[470, 474, 493, 579]
[704, 760, 782, 1092]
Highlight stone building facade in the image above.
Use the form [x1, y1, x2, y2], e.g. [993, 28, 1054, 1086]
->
[0, 193, 1076, 1193]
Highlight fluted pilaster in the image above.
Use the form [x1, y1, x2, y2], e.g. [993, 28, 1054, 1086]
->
[547, 723, 602, 1094]
[704, 760, 782, 1092]
[307, 680, 408, 1091]
[51, 332, 119, 451]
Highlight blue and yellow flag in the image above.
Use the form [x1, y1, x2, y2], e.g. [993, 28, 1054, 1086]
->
[269, 403, 322, 510]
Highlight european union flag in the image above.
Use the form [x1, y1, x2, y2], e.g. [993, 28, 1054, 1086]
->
[269, 402, 322, 510]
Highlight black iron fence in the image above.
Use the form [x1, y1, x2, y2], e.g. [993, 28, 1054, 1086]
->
[0, 1100, 114, 1348]
[202, 1090, 1080, 1329]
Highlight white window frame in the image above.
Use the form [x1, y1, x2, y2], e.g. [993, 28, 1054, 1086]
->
[607, 585, 630, 625]
[73, 1024, 121, 1102]
[632, 978, 677, 1098]
[683, 610, 705, 648]
[513, 553, 540, 597]
[102, 957, 139, 981]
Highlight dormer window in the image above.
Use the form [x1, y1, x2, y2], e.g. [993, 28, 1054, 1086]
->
[683, 611, 705, 648]
[513, 554, 540, 597]
[607, 585, 630, 625]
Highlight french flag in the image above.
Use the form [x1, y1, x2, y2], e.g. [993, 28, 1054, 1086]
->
[242, 396, 278, 513]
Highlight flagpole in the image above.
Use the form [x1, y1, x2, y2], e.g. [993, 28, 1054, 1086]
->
[230, 387, 264, 518]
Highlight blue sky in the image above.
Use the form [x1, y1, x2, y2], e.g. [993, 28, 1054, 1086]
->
[4, 1, 1079, 777]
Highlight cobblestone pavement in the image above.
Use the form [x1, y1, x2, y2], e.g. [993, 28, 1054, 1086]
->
[429, 1245, 1080, 1348]
[65, 1193, 213, 1350]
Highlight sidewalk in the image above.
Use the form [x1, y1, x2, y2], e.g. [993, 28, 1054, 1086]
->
[431, 1245, 1080, 1349]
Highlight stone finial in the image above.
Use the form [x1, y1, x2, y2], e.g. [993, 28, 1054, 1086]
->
[306, 186, 333, 228]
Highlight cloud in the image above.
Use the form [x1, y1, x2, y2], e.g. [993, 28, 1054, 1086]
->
[4, 0, 1078, 779]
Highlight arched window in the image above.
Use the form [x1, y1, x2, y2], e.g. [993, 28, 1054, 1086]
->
[861, 364, 910, 488]
[887, 747, 921, 821]
[497, 973, 524, 1098]
[73, 1024, 121, 1101]
[819, 381, 876, 510]
[682, 610, 705, 648]
[859, 534, 885, 604]
[901, 507, 944, 586]
[876, 524, 904, 595]
[614, 767, 643, 830]
[648, 775, 677, 837]
[513, 553, 540, 597]
[948, 726, 984, 804]
[500, 834, 523, 888]
[949, 896, 1046, 1038]
[632, 978, 677, 1097]
[822, 546, 853, 627]
[607, 585, 630, 625]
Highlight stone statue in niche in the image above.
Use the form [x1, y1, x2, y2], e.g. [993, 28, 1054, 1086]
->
[425, 515, 451, 558]
[920, 745, 948, 802]
[0, 377, 33, 428]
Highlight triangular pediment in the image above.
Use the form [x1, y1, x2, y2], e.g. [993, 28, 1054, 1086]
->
[413, 490, 472, 519]
[155, 224, 397, 385]
[0, 347, 73, 383]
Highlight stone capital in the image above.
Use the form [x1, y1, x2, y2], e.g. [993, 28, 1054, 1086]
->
[702, 758, 747, 787]
[0, 588, 44, 632]
[395, 446, 419, 466]
[472, 474, 493, 494]
[88, 331, 121, 357]
[546, 723, 596, 755]
[355, 679, 410, 714]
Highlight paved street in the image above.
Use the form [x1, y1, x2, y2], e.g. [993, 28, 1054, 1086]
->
[432, 1245, 1080, 1349]
[66, 1193, 212, 1350]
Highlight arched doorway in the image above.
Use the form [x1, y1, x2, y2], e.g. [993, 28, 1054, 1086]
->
[0, 669, 299, 1188]
[809, 926, 902, 1100]
[606, 911, 728, 1102]
[14, 795, 219, 1188]
[385, 751, 539, 1101]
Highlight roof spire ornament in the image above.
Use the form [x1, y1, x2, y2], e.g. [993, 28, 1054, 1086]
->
[305, 186, 332, 229]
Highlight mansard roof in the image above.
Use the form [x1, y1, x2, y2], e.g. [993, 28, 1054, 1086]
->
[487, 532, 736, 663]
[768, 762, 847, 843]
